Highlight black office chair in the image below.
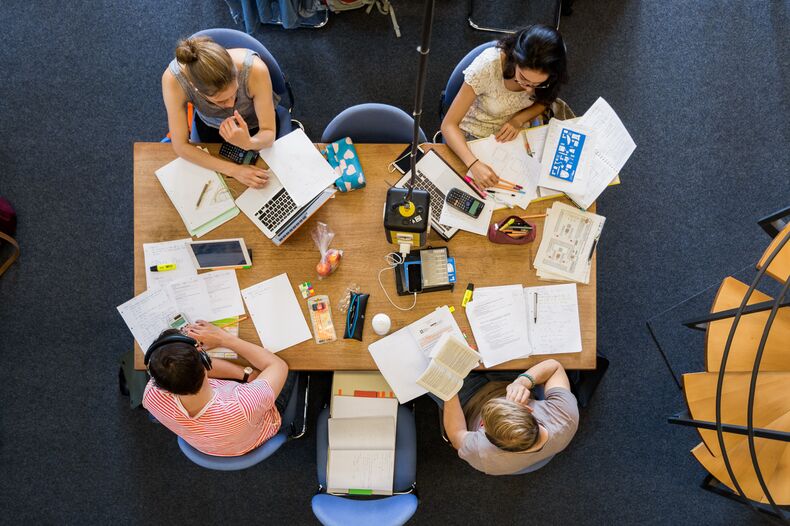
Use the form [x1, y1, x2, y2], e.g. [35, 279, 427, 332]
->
[467, 0, 562, 34]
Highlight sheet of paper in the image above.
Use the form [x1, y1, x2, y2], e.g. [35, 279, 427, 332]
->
[117, 288, 179, 350]
[155, 157, 237, 233]
[533, 202, 604, 283]
[329, 416, 397, 451]
[258, 128, 337, 207]
[241, 273, 311, 352]
[467, 135, 540, 207]
[524, 283, 582, 355]
[438, 194, 495, 236]
[164, 275, 216, 323]
[405, 306, 465, 358]
[537, 119, 595, 195]
[578, 97, 636, 175]
[143, 238, 197, 290]
[201, 269, 245, 320]
[327, 449, 394, 494]
[368, 306, 464, 403]
[524, 118, 580, 163]
[465, 285, 532, 367]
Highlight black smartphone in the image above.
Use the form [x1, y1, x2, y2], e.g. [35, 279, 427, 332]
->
[404, 261, 423, 293]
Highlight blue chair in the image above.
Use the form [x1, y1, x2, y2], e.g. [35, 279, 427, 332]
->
[177, 373, 309, 471]
[311, 405, 418, 526]
[438, 41, 498, 123]
[187, 28, 296, 141]
[321, 103, 427, 144]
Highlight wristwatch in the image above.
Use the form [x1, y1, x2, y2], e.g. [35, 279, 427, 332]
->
[242, 366, 253, 383]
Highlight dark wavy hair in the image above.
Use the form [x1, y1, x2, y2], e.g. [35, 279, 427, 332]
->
[148, 329, 206, 395]
[497, 24, 567, 106]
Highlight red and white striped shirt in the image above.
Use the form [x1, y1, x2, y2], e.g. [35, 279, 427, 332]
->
[143, 378, 281, 457]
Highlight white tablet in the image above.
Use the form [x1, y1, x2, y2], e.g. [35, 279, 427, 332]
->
[186, 238, 252, 270]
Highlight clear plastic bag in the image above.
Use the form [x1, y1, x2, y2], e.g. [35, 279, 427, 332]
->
[312, 222, 343, 279]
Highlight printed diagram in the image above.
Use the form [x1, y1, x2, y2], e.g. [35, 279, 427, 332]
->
[541, 210, 593, 275]
[549, 128, 586, 182]
[492, 146, 528, 175]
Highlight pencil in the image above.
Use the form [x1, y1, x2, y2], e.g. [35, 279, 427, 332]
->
[215, 316, 248, 328]
[523, 134, 534, 157]
[195, 181, 210, 208]
[497, 178, 523, 190]
[494, 184, 526, 194]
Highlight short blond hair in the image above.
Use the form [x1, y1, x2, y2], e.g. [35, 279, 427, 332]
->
[481, 397, 539, 452]
[175, 36, 236, 95]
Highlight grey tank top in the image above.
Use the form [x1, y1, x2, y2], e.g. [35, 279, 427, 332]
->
[169, 49, 280, 130]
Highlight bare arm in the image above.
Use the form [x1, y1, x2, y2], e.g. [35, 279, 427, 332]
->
[494, 103, 547, 142]
[161, 70, 269, 188]
[506, 358, 571, 406]
[245, 58, 277, 150]
[207, 357, 260, 382]
[444, 395, 470, 450]
[440, 83, 499, 188]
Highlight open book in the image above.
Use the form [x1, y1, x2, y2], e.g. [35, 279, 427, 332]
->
[416, 333, 481, 401]
[327, 415, 396, 495]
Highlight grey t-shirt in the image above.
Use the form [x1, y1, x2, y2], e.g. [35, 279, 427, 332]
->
[459, 387, 579, 475]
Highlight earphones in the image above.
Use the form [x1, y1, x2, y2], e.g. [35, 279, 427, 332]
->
[144, 333, 213, 371]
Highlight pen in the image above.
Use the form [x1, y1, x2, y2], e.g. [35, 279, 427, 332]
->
[487, 189, 518, 198]
[462, 174, 488, 199]
[214, 315, 249, 328]
[533, 293, 538, 323]
[493, 184, 526, 194]
[196, 180, 210, 208]
[149, 263, 177, 272]
[588, 237, 599, 261]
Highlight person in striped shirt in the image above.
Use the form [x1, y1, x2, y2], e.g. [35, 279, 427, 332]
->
[142, 321, 290, 457]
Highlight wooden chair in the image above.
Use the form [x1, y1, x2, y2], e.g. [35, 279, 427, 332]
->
[705, 277, 790, 372]
[757, 222, 790, 284]
[0, 230, 19, 277]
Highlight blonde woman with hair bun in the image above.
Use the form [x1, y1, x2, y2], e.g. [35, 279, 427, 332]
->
[441, 358, 579, 475]
[162, 36, 279, 188]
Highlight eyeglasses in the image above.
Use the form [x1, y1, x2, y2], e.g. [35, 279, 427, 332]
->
[515, 69, 552, 89]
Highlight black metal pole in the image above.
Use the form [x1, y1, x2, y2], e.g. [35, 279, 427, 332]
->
[406, 0, 436, 202]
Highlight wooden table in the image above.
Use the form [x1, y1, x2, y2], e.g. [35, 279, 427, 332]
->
[133, 143, 596, 370]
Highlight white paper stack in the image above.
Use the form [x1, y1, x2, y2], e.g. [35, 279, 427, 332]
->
[533, 201, 605, 284]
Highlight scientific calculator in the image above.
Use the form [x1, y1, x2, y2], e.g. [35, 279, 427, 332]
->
[446, 187, 485, 218]
[219, 142, 259, 165]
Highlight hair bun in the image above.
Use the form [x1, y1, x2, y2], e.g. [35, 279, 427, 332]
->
[175, 38, 200, 64]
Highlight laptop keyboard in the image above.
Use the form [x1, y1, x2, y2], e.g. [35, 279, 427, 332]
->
[408, 170, 448, 230]
[254, 188, 298, 231]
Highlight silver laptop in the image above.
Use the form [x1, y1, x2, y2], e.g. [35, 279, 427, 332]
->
[236, 175, 336, 246]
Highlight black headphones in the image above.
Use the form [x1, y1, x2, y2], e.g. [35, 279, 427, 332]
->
[144, 333, 213, 371]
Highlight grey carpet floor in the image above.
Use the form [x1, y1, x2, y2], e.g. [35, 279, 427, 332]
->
[0, 1, 788, 524]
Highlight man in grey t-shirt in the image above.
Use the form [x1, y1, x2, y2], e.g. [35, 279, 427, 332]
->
[444, 359, 579, 475]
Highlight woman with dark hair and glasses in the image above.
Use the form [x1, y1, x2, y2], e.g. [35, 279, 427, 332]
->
[441, 25, 568, 189]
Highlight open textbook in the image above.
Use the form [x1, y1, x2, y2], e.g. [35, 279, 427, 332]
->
[466, 283, 582, 367]
[416, 333, 481, 401]
[368, 306, 465, 403]
[327, 415, 396, 495]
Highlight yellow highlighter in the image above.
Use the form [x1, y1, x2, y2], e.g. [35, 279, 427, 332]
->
[461, 283, 474, 308]
[149, 263, 177, 272]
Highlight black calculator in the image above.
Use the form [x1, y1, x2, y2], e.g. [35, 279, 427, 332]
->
[446, 187, 485, 218]
[219, 142, 259, 165]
